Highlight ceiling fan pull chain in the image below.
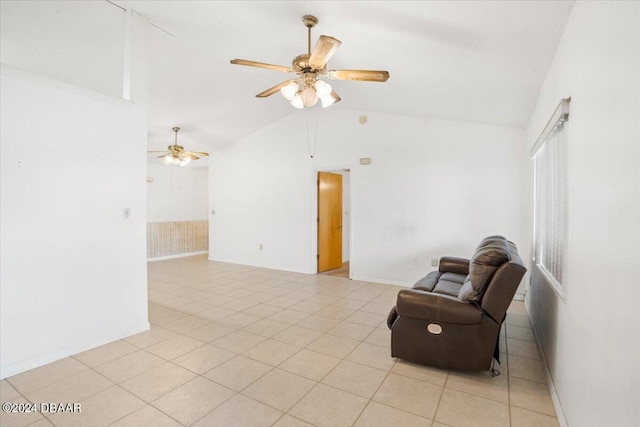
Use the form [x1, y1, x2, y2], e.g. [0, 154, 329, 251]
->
[314, 115, 319, 157]
[306, 111, 318, 159]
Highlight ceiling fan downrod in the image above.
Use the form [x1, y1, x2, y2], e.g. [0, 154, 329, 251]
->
[303, 15, 318, 55]
[173, 127, 180, 146]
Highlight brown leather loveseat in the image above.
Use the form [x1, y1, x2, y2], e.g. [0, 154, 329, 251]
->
[387, 236, 526, 371]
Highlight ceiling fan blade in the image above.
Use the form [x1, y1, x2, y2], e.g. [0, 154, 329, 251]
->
[231, 59, 294, 73]
[185, 151, 209, 157]
[156, 154, 170, 159]
[309, 35, 342, 69]
[147, 150, 169, 153]
[182, 153, 200, 160]
[256, 79, 297, 98]
[326, 69, 390, 82]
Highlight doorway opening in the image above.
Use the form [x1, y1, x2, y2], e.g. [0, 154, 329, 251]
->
[317, 169, 350, 278]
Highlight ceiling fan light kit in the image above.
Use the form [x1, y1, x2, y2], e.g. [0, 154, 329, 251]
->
[230, 15, 389, 109]
[162, 153, 190, 167]
[147, 127, 209, 167]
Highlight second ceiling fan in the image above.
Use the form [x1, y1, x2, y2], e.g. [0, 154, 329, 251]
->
[230, 15, 390, 109]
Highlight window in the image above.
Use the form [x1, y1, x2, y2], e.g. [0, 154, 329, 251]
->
[531, 98, 570, 301]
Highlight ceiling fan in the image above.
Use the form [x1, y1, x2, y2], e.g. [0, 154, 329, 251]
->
[230, 15, 390, 109]
[147, 127, 209, 167]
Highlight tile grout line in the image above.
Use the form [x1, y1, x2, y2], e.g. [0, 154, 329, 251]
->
[431, 363, 450, 425]
[11, 258, 539, 427]
[505, 322, 513, 426]
[104, 383, 188, 427]
[104, 355, 185, 417]
[347, 357, 401, 426]
[5, 377, 56, 426]
[229, 312, 394, 426]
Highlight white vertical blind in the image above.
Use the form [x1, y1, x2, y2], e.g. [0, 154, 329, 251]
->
[532, 99, 569, 300]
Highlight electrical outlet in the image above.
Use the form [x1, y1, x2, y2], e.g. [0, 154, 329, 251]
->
[259, 244, 263, 250]
[211, 209, 216, 215]
[123, 208, 131, 219]
[431, 258, 439, 267]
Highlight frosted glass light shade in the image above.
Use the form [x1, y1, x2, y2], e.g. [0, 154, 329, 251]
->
[320, 95, 335, 108]
[314, 80, 332, 97]
[320, 91, 340, 108]
[290, 92, 304, 109]
[300, 85, 318, 107]
[162, 155, 172, 165]
[281, 81, 299, 100]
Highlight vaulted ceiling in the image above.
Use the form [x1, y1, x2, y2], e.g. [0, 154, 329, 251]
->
[115, 1, 575, 152]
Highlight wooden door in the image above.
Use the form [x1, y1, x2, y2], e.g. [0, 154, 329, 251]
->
[318, 172, 343, 272]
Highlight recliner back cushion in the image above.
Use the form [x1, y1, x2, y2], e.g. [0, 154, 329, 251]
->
[458, 238, 511, 302]
[477, 235, 507, 249]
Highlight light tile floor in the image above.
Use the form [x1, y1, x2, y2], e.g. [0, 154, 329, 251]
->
[1, 255, 559, 427]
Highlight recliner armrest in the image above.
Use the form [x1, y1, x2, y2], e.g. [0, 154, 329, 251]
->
[439, 257, 470, 275]
[396, 289, 482, 325]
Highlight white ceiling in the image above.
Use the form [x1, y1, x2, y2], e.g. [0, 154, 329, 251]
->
[115, 0, 575, 151]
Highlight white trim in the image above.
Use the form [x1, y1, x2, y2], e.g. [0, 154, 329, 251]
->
[147, 251, 208, 262]
[207, 256, 312, 275]
[528, 310, 569, 427]
[0, 322, 149, 379]
[530, 97, 571, 157]
[350, 275, 413, 287]
[535, 261, 568, 303]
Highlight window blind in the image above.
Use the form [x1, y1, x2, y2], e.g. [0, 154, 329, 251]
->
[531, 98, 570, 300]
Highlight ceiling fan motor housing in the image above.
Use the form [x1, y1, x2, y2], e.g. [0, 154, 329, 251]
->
[293, 54, 325, 74]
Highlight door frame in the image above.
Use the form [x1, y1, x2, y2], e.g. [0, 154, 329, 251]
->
[310, 166, 354, 276]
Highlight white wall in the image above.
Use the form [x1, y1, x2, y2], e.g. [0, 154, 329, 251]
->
[0, 1, 125, 98]
[210, 110, 531, 287]
[147, 164, 209, 222]
[525, 2, 640, 426]
[0, 10, 150, 379]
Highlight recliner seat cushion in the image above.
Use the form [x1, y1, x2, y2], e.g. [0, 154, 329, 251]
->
[432, 280, 463, 297]
[414, 271, 441, 292]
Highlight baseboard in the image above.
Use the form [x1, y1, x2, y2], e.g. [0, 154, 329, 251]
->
[350, 275, 413, 287]
[147, 251, 208, 262]
[206, 256, 312, 275]
[525, 302, 569, 427]
[0, 321, 149, 380]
